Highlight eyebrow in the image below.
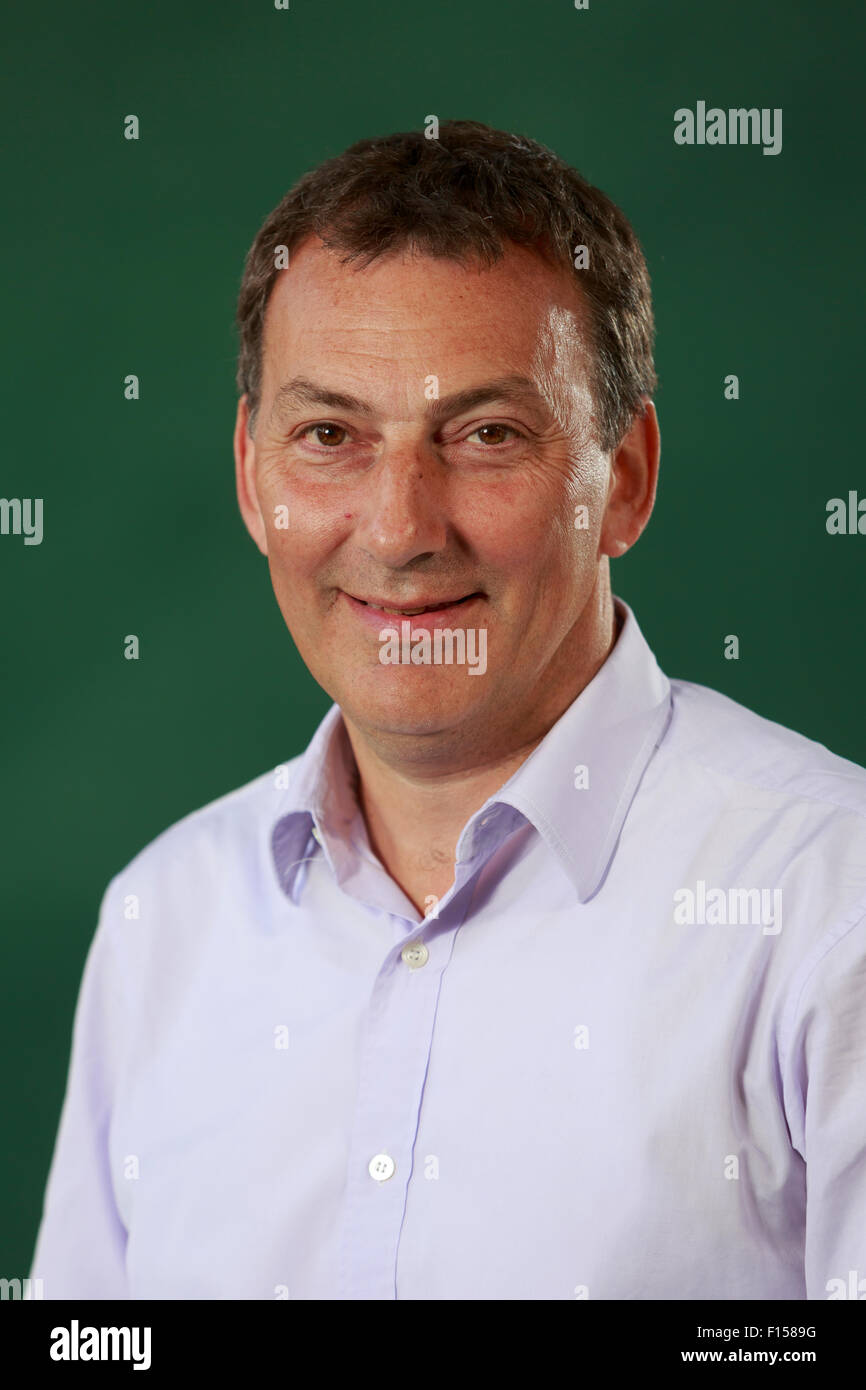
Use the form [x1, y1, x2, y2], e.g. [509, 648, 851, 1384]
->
[268, 373, 549, 426]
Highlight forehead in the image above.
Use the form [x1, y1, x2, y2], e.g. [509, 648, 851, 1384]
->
[259, 235, 592, 398]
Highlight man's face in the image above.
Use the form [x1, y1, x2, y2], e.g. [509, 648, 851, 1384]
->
[235, 236, 637, 755]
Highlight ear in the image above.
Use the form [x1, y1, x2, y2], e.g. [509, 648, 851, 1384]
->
[598, 400, 660, 558]
[234, 395, 268, 556]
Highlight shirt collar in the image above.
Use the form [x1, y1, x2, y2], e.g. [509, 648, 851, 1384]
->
[270, 702, 357, 899]
[271, 596, 672, 905]
[478, 596, 672, 901]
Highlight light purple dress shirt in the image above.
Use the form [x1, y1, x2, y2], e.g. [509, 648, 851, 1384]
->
[31, 597, 866, 1300]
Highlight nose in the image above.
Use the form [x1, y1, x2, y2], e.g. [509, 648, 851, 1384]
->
[355, 443, 449, 569]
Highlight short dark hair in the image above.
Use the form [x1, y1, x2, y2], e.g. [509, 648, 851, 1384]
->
[235, 119, 656, 452]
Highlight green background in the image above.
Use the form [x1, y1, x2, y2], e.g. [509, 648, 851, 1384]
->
[2, 0, 863, 1274]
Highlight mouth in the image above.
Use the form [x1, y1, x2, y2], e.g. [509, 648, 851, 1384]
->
[345, 592, 482, 616]
[341, 589, 485, 631]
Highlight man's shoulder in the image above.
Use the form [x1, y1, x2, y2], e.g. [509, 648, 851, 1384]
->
[666, 677, 866, 821]
[104, 752, 307, 896]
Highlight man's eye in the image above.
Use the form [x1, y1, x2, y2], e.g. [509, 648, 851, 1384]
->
[299, 422, 520, 449]
[465, 424, 519, 446]
[303, 423, 349, 447]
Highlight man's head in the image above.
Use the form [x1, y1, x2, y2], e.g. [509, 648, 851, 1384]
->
[234, 120, 659, 764]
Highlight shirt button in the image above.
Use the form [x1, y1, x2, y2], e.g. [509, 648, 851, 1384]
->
[401, 940, 429, 970]
[368, 1153, 395, 1182]
[311, 826, 322, 844]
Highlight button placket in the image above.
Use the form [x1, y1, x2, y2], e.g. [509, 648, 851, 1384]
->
[337, 933, 447, 1299]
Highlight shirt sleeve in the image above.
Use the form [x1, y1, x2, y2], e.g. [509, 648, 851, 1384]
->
[781, 905, 866, 1300]
[29, 878, 131, 1299]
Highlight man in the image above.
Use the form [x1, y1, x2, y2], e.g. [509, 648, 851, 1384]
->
[32, 120, 866, 1300]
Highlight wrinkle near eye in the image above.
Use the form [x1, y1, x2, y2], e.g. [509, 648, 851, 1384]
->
[530, 305, 597, 459]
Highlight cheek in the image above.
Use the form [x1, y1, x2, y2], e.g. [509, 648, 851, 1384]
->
[459, 469, 554, 555]
[464, 479, 585, 573]
[259, 482, 348, 576]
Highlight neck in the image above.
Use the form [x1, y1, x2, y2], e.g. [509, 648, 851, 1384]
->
[342, 587, 622, 915]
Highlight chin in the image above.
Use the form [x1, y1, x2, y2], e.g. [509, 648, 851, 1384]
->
[335, 670, 491, 738]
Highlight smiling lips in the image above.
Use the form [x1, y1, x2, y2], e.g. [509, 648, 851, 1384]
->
[349, 593, 479, 616]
